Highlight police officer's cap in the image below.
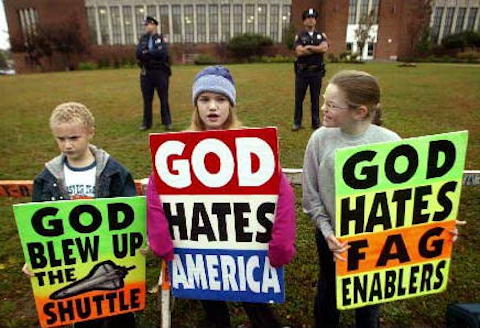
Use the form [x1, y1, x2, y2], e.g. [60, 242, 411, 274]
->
[144, 16, 158, 25]
[302, 8, 318, 20]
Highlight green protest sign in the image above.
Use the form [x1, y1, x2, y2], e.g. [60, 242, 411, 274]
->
[334, 131, 468, 310]
[13, 196, 147, 328]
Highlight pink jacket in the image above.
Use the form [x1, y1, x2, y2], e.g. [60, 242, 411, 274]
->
[146, 171, 296, 267]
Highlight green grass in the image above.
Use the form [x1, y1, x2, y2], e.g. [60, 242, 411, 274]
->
[0, 63, 479, 327]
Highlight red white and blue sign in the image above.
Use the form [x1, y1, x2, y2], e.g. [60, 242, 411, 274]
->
[150, 128, 284, 303]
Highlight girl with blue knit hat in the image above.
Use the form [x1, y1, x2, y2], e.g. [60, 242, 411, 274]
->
[146, 66, 296, 328]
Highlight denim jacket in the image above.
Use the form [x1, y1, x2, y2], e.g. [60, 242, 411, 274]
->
[32, 145, 136, 202]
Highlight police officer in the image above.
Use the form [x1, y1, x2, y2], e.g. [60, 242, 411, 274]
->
[292, 8, 328, 131]
[136, 16, 172, 130]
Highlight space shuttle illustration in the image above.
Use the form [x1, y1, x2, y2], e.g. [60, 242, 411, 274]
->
[50, 260, 135, 300]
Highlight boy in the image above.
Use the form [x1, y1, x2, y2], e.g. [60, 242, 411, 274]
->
[23, 102, 137, 328]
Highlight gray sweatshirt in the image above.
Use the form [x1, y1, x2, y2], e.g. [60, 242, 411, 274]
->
[302, 125, 401, 238]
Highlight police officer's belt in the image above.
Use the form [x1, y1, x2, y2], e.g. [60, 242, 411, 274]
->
[297, 63, 323, 72]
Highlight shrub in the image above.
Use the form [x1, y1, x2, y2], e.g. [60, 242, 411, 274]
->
[78, 62, 98, 70]
[227, 33, 274, 61]
[456, 50, 480, 62]
[194, 54, 219, 65]
[256, 55, 295, 63]
[442, 31, 480, 49]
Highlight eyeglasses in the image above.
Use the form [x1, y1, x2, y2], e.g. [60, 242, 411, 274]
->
[322, 102, 350, 111]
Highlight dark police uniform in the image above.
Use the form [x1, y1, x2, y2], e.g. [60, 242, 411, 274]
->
[293, 16, 327, 130]
[136, 17, 172, 130]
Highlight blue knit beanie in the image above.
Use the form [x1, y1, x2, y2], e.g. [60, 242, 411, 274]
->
[192, 66, 236, 106]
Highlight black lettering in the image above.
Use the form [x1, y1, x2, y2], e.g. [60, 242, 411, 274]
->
[433, 260, 446, 289]
[385, 145, 418, 183]
[113, 234, 129, 258]
[343, 151, 378, 189]
[347, 240, 368, 271]
[391, 189, 412, 227]
[76, 236, 99, 263]
[58, 299, 75, 322]
[130, 288, 141, 309]
[368, 272, 382, 302]
[92, 295, 104, 315]
[164, 203, 188, 240]
[412, 185, 432, 225]
[191, 203, 215, 241]
[256, 202, 275, 243]
[365, 192, 391, 232]
[61, 239, 76, 266]
[342, 277, 352, 306]
[420, 263, 434, 292]
[427, 140, 456, 179]
[119, 291, 129, 311]
[75, 298, 91, 319]
[433, 181, 457, 221]
[384, 270, 396, 298]
[376, 234, 410, 267]
[419, 227, 445, 258]
[44, 302, 58, 325]
[27, 242, 47, 269]
[212, 203, 231, 241]
[69, 205, 102, 233]
[408, 265, 420, 294]
[108, 203, 134, 230]
[353, 274, 368, 304]
[32, 207, 62, 237]
[234, 203, 253, 242]
[341, 196, 365, 236]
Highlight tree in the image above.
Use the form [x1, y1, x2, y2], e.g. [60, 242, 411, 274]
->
[9, 18, 88, 71]
[0, 50, 8, 69]
[355, 9, 377, 59]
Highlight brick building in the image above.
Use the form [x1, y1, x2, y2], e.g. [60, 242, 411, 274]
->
[4, 0, 480, 72]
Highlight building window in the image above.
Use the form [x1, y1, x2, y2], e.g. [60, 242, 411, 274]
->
[466, 8, 478, 31]
[246, 5, 255, 33]
[281, 5, 291, 41]
[18, 7, 39, 44]
[431, 7, 444, 42]
[147, 5, 156, 19]
[346, 42, 353, 52]
[258, 4, 267, 36]
[348, 0, 357, 24]
[98, 6, 110, 45]
[221, 4, 230, 42]
[359, 0, 369, 20]
[110, 6, 122, 45]
[159, 5, 169, 37]
[197, 5, 206, 43]
[233, 5, 243, 36]
[123, 6, 134, 44]
[371, 0, 379, 23]
[443, 7, 455, 37]
[270, 5, 279, 42]
[455, 7, 466, 33]
[172, 5, 182, 43]
[184, 5, 194, 42]
[135, 5, 145, 40]
[209, 5, 219, 42]
[367, 42, 374, 56]
[86, 7, 97, 44]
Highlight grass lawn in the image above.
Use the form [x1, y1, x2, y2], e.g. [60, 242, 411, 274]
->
[0, 62, 479, 327]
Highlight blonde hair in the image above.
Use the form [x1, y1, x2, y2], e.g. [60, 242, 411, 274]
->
[49, 102, 95, 130]
[187, 103, 242, 131]
[330, 70, 383, 126]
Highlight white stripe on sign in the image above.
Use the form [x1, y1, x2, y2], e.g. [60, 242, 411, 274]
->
[160, 194, 279, 250]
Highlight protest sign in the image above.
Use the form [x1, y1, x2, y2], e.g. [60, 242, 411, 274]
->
[150, 128, 285, 303]
[13, 196, 146, 327]
[334, 131, 468, 310]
